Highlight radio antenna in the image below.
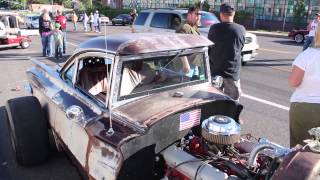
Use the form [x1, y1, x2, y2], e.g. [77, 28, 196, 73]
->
[104, 21, 114, 136]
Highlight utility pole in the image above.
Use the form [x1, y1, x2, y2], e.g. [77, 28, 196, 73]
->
[271, 0, 276, 30]
[253, 0, 256, 29]
[306, 0, 311, 22]
[282, 0, 288, 31]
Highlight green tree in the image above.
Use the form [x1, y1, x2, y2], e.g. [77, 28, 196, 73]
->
[293, 0, 307, 28]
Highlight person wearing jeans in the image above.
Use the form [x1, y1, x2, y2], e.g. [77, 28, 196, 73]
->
[40, 13, 53, 57]
[41, 31, 53, 57]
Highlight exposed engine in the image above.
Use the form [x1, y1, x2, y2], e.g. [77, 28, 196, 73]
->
[159, 115, 293, 180]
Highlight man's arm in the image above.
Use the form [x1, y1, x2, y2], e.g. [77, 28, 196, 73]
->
[288, 65, 304, 87]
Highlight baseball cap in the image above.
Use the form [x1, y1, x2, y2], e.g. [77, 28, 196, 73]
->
[220, 3, 235, 13]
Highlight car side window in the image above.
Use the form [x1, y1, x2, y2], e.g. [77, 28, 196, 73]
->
[75, 57, 111, 100]
[150, 13, 170, 28]
[134, 12, 149, 25]
[170, 14, 181, 30]
[64, 63, 76, 85]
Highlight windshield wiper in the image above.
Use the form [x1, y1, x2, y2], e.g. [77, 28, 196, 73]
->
[162, 49, 185, 69]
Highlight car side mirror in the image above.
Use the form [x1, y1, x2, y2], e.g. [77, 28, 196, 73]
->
[66, 105, 84, 123]
[212, 75, 223, 88]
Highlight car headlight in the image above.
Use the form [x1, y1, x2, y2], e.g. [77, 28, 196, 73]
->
[245, 37, 252, 44]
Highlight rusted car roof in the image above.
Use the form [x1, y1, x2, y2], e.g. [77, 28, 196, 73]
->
[77, 33, 213, 55]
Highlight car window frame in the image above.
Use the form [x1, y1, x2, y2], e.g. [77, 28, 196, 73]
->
[60, 51, 116, 108]
[60, 51, 114, 85]
[112, 48, 210, 103]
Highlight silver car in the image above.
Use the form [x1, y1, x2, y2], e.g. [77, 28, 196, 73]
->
[25, 15, 39, 29]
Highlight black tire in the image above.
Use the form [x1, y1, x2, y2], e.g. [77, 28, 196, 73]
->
[6, 96, 49, 166]
[20, 40, 30, 49]
[112, 22, 115, 26]
[294, 33, 304, 43]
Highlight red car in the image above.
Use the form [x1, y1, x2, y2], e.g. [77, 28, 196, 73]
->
[0, 35, 31, 49]
[288, 29, 309, 43]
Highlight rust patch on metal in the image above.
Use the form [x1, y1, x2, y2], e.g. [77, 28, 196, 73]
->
[114, 83, 230, 127]
[272, 148, 320, 180]
[84, 131, 100, 175]
[101, 147, 115, 158]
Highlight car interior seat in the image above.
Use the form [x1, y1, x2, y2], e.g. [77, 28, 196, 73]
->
[78, 57, 109, 98]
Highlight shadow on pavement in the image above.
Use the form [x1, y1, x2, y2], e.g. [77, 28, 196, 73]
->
[245, 59, 292, 67]
[0, 106, 81, 180]
[272, 40, 304, 47]
[0, 52, 70, 64]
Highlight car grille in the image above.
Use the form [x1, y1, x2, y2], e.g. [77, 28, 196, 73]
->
[245, 37, 252, 44]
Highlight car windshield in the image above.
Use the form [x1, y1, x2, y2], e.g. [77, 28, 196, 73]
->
[119, 52, 207, 98]
[117, 15, 125, 18]
[29, 16, 39, 21]
[182, 12, 219, 28]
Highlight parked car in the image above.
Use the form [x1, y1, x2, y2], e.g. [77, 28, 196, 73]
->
[5, 33, 320, 180]
[288, 29, 309, 43]
[25, 14, 39, 29]
[0, 12, 31, 49]
[133, 9, 259, 65]
[64, 12, 73, 21]
[112, 14, 132, 25]
[100, 14, 110, 24]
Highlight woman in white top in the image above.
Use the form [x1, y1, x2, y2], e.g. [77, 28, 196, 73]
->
[83, 13, 89, 32]
[288, 25, 320, 147]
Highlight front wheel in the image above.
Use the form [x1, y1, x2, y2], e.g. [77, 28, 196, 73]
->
[20, 39, 30, 49]
[294, 33, 304, 43]
[6, 96, 49, 166]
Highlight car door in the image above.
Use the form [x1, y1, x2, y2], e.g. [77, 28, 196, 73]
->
[54, 52, 112, 166]
[149, 13, 181, 33]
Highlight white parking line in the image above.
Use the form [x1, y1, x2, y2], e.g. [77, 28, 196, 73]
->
[242, 93, 289, 111]
[67, 42, 78, 47]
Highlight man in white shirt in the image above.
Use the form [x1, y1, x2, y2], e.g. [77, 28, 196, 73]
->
[303, 13, 320, 51]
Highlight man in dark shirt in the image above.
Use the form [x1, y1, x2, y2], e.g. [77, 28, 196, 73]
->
[208, 3, 245, 101]
[38, 9, 48, 36]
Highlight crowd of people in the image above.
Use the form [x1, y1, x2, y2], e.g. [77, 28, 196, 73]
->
[178, 4, 320, 148]
[38, 8, 110, 59]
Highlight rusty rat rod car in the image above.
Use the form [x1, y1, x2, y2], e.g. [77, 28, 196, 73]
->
[5, 33, 320, 180]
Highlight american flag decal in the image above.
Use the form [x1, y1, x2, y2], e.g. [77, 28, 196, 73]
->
[179, 109, 201, 131]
